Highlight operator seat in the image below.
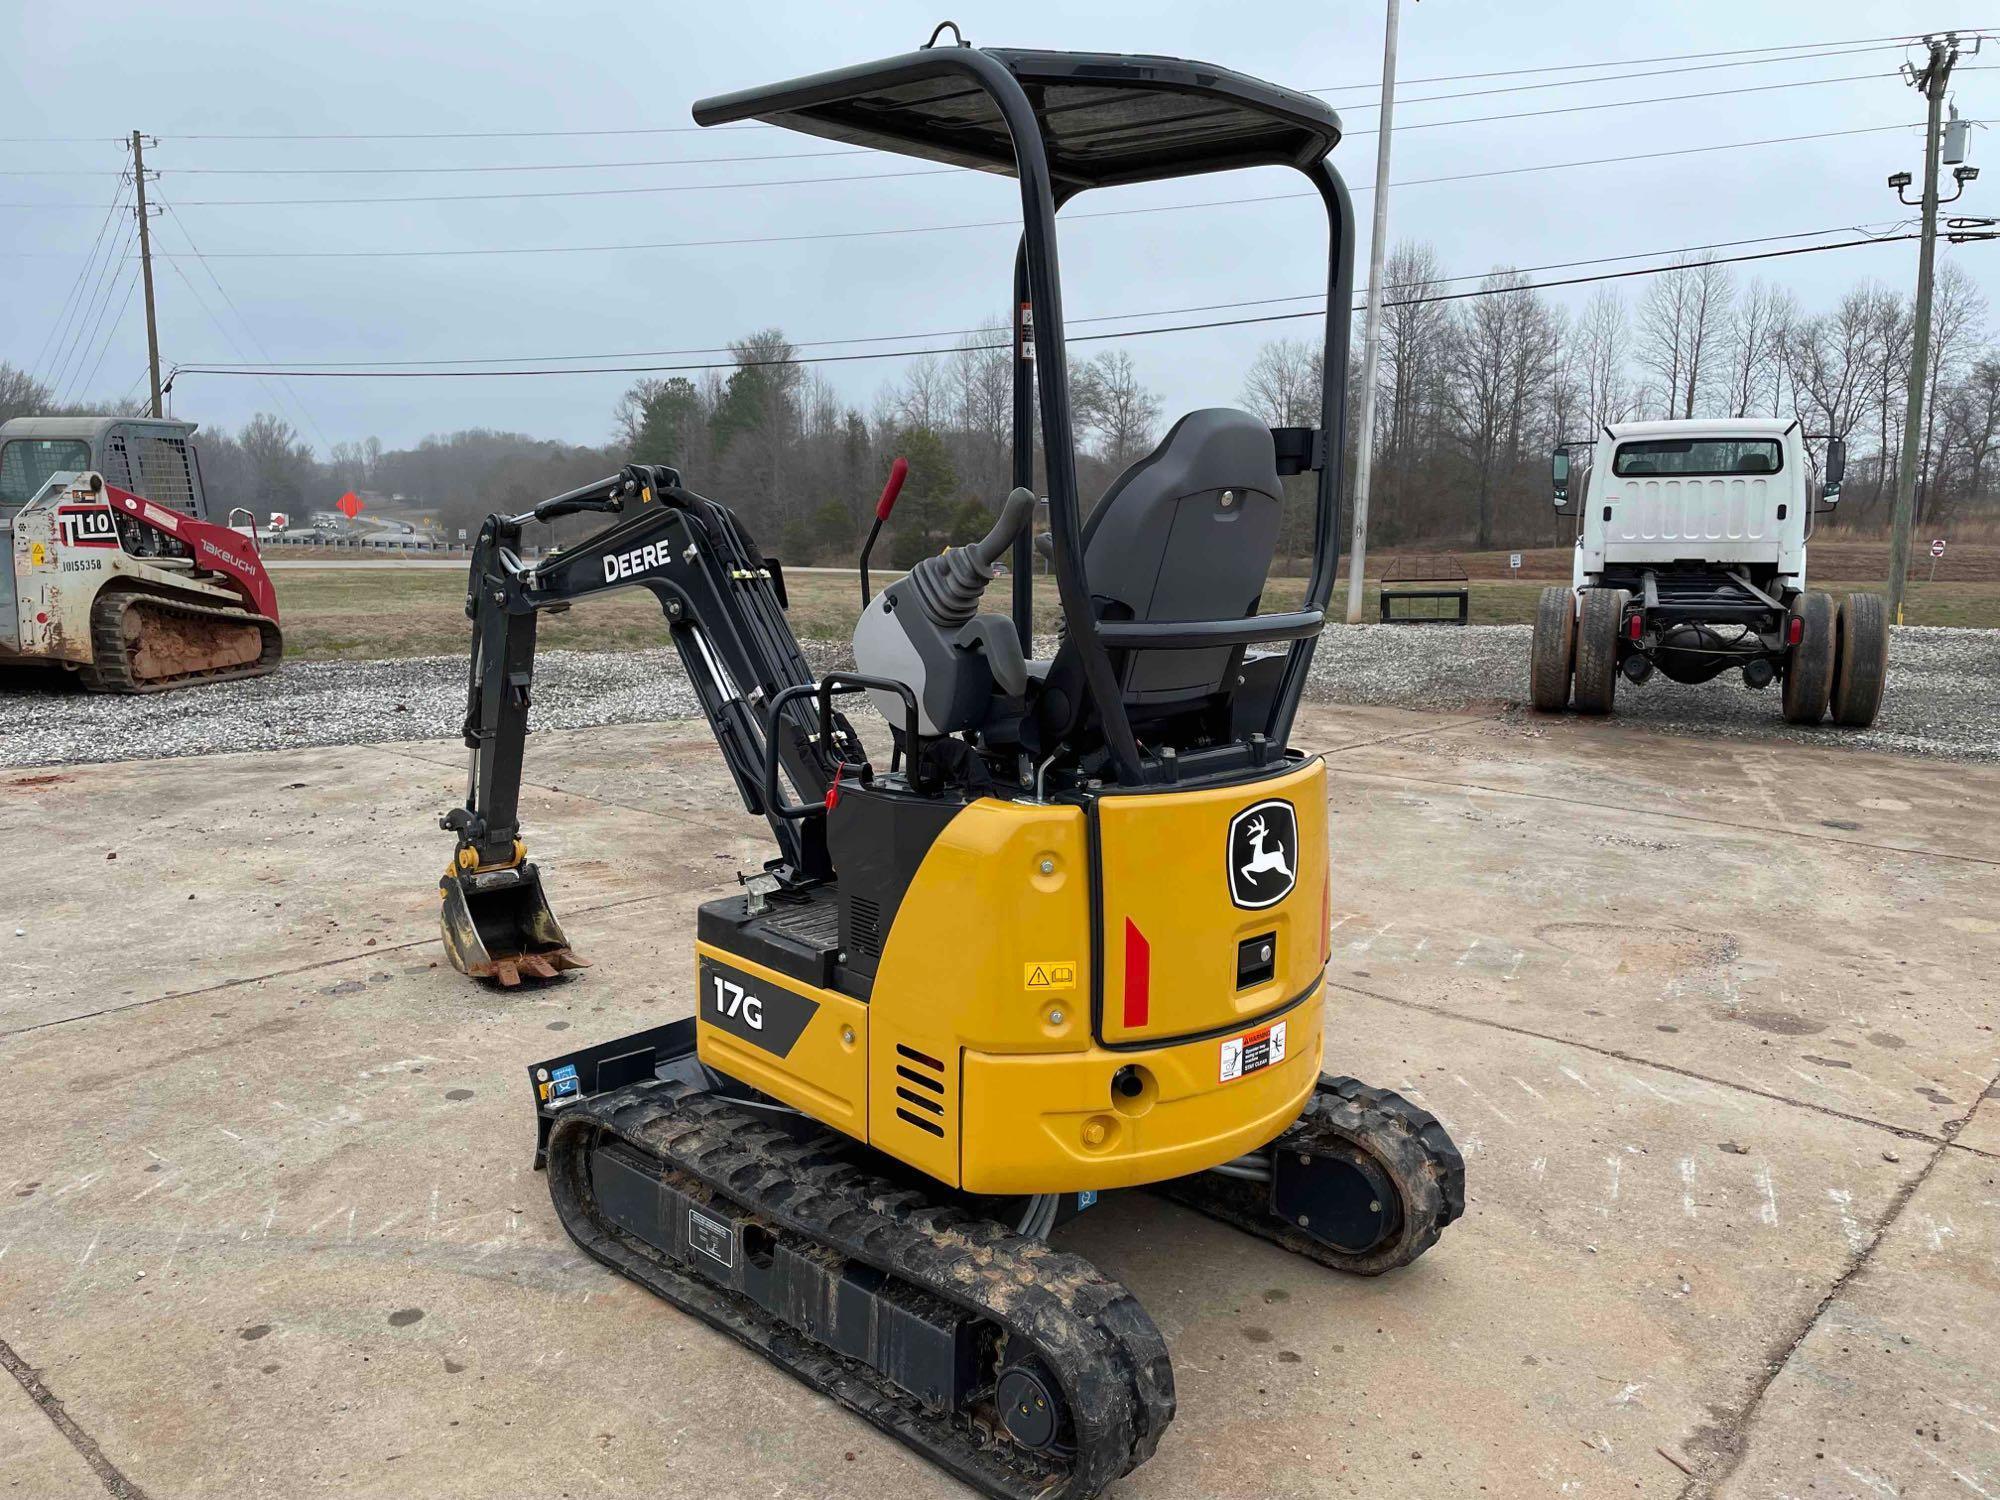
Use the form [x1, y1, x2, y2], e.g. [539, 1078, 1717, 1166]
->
[1024, 407, 1284, 752]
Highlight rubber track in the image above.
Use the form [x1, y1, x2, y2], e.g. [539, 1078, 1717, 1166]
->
[545, 1079, 1175, 1500]
[1155, 1074, 1466, 1275]
[80, 589, 282, 693]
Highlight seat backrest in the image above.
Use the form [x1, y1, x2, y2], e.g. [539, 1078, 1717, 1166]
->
[1079, 406, 1283, 707]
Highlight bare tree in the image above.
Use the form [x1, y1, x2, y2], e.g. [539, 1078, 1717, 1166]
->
[1637, 256, 1733, 419]
[1575, 289, 1634, 430]
[1916, 260, 1990, 522]
[1722, 279, 1788, 417]
[1377, 241, 1451, 464]
[948, 322, 1012, 498]
[1445, 270, 1557, 549]
[1239, 337, 1321, 427]
[1072, 350, 1162, 469]
[1786, 290, 1880, 525]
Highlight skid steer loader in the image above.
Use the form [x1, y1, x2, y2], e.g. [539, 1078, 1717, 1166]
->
[0, 415, 281, 690]
[434, 35, 1463, 1498]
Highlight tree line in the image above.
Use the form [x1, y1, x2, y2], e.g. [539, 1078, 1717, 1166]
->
[3, 244, 1994, 562]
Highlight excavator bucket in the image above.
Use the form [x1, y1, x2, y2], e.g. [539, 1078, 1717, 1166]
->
[439, 863, 588, 986]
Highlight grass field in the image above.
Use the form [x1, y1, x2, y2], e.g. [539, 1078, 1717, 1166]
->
[273, 566, 2000, 661]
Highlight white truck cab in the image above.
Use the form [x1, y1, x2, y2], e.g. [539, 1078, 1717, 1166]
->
[1532, 418, 1889, 729]
[1572, 418, 1808, 587]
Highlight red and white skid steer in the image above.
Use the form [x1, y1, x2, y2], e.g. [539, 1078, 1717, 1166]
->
[1, 416, 281, 691]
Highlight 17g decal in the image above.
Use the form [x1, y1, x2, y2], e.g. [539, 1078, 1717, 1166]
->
[710, 974, 764, 1031]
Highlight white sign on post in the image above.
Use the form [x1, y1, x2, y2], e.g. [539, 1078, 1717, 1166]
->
[1931, 538, 1947, 559]
[1508, 552, 1522, 571]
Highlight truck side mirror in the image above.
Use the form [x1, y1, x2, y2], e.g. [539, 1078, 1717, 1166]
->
[1551, 450, 1570, 507]
[1823, 437, 1844, 500]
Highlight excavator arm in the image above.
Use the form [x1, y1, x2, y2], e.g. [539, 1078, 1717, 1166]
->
[439, 463, 866, 984]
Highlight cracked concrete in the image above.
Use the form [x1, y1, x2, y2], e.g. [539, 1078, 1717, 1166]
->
[1, 704, 1995, 1498]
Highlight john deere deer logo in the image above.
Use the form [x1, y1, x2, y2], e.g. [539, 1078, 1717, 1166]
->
[1227, 800, 1298, 909]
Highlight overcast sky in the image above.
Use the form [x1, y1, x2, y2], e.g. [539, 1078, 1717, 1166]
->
[4, 2, 1994, 462]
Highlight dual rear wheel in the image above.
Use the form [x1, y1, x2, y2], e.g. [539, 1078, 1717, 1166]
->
[1529, 585, 1629, 716]
[1785, 590, 1889, 727]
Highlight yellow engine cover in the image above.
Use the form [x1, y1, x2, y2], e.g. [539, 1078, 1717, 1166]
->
[694, 756, 1331, 1196]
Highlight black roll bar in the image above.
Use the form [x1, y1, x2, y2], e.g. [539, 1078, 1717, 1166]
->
[699, 47, 1355, 787]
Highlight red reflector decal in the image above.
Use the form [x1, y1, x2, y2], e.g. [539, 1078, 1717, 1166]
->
[1123, 919, 1150, 1029]
[1787, 615, 1804, 646]
[1626, 612, 1643, 641]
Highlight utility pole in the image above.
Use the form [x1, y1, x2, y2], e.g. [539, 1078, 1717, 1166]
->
[1886, 35, 1973, 623]
[1344, 0, 1399, 625]
[130, 130, 163, 418]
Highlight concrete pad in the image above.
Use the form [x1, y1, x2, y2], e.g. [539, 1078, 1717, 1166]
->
[1064, 992, 1926, 1497]
[0, 738, 767, 1036]
[382, 722, 755, 829]
[1714, 1146, 2000, 1499]
[0, 930, 939, 1500]
[1330, 709, 2000, 866]
[1958, 1090, 2000, 1157]
[2, 705, 1995, 1497]
[1301, 708, 2000, 1138]
[0, 1367, 105, 1500]
[0, 929, 1925, 1500]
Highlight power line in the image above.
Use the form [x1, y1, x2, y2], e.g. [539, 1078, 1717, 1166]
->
[157, 206, 334, 452]
[55, 247, 138, 405]
[1357, 68, 1911, 137]
[123, 125, 1940, 261]
[120, 30, 1998, 140]
[27, 178, 128, 384]
[0, 41, 1932, 179]
[173, 222, 1913, 370]
[2, 29, 1988, 148]
[44, 221, 134, 400]
[0, 69, 1936, 209]
[74, 262, 144, 400]
[1321, 40, 1907, 103]
[169, 233, 1925, 382]
[1312, 29, 1985, 89]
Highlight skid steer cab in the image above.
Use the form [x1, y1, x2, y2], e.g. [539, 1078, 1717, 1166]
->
[435, 33, 1463, 1500]
[1532, 419, 1887, 727]
[0, 416, 281, 691]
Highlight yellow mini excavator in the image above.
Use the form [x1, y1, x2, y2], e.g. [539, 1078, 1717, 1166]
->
[435, 32, 1463, 1498]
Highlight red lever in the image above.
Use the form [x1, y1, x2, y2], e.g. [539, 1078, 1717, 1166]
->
[875, 457, 909, 521]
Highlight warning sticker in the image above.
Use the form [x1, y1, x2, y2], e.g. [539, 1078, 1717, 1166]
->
[1023, 960, 1078, 992]
[1220, 1020, 1288, 1083]
[687, 1207, 734, 1268]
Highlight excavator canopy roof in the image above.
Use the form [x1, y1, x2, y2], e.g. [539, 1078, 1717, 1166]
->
[693, 47, 1342, 191]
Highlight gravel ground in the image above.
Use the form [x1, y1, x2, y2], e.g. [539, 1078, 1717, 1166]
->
[3, 626, 1994, 769]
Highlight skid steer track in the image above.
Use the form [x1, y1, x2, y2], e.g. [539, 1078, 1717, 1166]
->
[78, 588, 282, 693]
[545, 1078, 1176, 1500]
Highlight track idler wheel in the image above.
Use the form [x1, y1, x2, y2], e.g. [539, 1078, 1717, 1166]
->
[996, 1359, 1071, 1454]
[1156, 1075, 1465, 1277]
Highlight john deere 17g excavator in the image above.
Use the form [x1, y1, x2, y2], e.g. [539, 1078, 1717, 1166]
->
[436, 35, 1462, 1498]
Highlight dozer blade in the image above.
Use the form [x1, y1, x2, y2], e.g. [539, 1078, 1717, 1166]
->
[439, 863, 588, 986]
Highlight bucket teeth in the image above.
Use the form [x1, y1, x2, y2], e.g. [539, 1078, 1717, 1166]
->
[438, 862, 586, 987]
